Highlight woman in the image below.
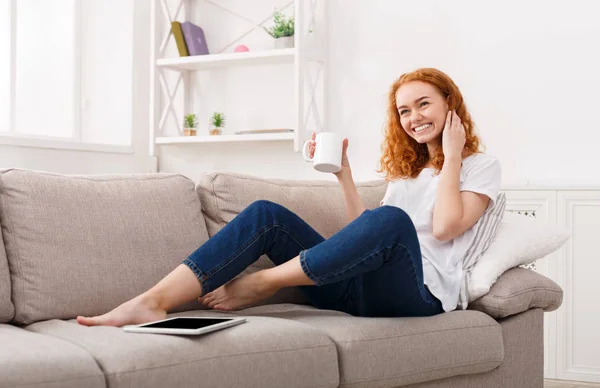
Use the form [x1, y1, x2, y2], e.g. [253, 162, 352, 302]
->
[77, 68, 500, 327]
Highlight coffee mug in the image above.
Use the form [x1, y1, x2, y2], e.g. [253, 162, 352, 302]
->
[302, 132, 343, 173]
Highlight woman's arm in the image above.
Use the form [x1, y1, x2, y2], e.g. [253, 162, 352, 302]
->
[308, 133, 366, 223]
[337, 174, 366, 223]
[433, 155, 490, 242]
[433, 110, 492, 242]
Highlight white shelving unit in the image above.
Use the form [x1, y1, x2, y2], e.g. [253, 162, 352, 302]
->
[155, 132, 295, 145]
[148, 0, 327, 172]
[156, 48, 296, 71]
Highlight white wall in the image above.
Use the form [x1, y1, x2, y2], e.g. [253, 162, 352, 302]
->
[3, 0, 599, 185]
[325, 0, 600, 187]
[156, 0, 600, 188]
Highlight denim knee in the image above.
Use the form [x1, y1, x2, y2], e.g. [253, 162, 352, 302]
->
[246, 200, 290, 221]
[365, 205, 416, 241]
[248, 199, 283, 214]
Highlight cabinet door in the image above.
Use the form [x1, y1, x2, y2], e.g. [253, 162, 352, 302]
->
[556, 191, 600, 383]
[502, 189, 558, 378]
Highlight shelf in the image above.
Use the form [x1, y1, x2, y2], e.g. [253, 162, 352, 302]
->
[155, 132, 295, 144]
[156, 48, 296, 71]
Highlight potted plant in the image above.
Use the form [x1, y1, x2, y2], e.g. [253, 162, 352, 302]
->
[183, 113, 198, 136]
[264, 9, 294, 49]
[209, 112, 225, 136]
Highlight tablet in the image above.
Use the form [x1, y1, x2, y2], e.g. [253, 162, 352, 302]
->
[122, 316, 247, 336]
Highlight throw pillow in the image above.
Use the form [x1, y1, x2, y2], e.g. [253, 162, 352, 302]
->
[468, 212, 570, 302]
[457, 192, 507, 310]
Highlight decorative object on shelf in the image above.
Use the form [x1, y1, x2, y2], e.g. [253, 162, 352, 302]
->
[209, 112, 225, 136]
[171, 21, 189, 57]
[181, 22, 209, 56]
[234, 44, 250, 52]
[183, 113, 198, 136]
[264, 9, 295, 49]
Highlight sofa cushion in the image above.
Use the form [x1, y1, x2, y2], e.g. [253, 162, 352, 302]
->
[402, 308, 544, 388]
[196, 172, 387, 307]
[468, 267, 563, 318]
[0, 168, 210, 324]
[0, 323, 105, 388]
[233, 304, 504, 388]
[26, 310, 339, 388]
[196, 172, 387, 273]
[0, 231, 14, 322]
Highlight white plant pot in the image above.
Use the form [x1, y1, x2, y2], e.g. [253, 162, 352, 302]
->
[274, 36, 294, 49]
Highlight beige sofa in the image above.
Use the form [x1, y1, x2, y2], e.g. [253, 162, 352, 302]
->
[0, 168, 563, 388]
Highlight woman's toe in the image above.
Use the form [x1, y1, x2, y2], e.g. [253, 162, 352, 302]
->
[214, 304, 230, 311]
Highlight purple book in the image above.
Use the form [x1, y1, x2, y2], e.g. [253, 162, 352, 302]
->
[181, 22, 210, 56]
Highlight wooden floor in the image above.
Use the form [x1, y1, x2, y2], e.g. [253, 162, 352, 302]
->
[545, 379, 600, 388]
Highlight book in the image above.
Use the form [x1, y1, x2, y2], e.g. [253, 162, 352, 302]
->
[171, 22, 189, 57]
[181, 22, 210, 56]
[234, 129, 294, 135]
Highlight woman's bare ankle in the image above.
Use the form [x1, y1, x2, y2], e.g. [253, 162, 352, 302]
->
[136, 292, 165, 312]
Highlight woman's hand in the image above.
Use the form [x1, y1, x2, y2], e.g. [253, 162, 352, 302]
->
[442, 110, 466, 161]
[335, 137, 351, 180]
[308, 132, 351, 180]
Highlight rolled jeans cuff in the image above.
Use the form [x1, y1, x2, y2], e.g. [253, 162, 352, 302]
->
[299, 249, 324, 286]
[182, 257, 211, 296]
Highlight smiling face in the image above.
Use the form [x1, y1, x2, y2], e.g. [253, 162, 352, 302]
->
[395, 81, 449, 149]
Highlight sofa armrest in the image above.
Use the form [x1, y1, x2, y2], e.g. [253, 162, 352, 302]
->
[467, 267, 563, 319]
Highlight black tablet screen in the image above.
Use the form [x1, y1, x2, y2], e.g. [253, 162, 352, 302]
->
[139, 318, 234, 329]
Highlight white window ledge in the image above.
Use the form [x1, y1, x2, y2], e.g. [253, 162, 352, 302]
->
[0, 133, 134, 154]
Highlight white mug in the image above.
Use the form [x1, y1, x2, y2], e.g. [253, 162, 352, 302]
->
[302, 132, 343, 173]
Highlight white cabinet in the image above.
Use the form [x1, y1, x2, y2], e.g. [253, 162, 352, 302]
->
[556, 191, 600, 382]
[503, 188, 600, 383]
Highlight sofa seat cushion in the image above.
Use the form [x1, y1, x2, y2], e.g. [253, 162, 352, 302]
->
[0, 168, 210, 325]
[26, 310, 339, 388]
[0, 324, 105, 388]
[231, 304, 505, 388]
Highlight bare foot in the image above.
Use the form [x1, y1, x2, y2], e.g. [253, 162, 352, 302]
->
[197, 271, 278, 311]
[76, 294, 167, 327]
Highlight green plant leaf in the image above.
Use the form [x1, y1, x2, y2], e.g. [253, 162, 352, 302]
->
[264, 9, 294, 38]
[211, 112, 225, 127]
[183, 113, 197, 128]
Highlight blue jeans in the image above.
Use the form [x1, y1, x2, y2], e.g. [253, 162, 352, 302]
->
[182, 200, 444, 318]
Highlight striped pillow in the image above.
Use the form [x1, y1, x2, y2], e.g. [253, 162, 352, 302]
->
[457, 192, 507, 310]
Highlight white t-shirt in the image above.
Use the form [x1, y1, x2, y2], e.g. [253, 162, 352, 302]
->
[379, 153, 502, 312]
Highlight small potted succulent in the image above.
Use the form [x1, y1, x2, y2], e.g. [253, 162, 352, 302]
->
[264, 9, 295, 49]
[209, 112, 225, 136]
[183, 113, 198, 136]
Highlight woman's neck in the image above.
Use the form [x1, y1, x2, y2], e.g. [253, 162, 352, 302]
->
[424, 150, 468, 169]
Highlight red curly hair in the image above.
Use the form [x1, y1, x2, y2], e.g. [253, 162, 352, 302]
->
[377, 68, 483, 181]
